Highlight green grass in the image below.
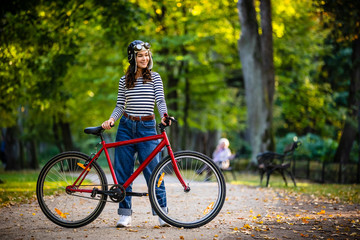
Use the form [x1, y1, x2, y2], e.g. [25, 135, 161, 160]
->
[225, 172, 360, 204]
[0, 170, 39, 207]
[0, 169, 94, 207]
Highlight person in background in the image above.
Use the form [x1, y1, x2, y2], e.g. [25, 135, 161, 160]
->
[212, 138, 235, 170]
[197, 138, 235, 178]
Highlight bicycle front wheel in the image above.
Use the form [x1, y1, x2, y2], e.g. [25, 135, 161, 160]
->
[36, 151, 108, 228]
[148, 151, 226, 228]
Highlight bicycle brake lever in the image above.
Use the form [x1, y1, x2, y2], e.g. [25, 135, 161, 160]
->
[169, 117, 177, 123]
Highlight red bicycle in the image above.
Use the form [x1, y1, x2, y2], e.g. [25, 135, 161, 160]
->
[36, 117, 226, 229]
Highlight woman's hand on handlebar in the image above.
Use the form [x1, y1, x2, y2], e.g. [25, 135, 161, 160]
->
[161, 116, 172, 126]
[102, 118, 115, 130]
[161, 113, 177, 127]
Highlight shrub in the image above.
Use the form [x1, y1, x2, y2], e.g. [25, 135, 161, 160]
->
[276, 133, 338, 162]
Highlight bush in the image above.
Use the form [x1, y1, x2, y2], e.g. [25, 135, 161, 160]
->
[276, 133, 338, 162]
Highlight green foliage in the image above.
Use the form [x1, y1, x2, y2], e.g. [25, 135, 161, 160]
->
[134, 0, 244, 132]
[0, 0, 140, 147]
[276, 133, 338, 162]
[271, 0, 339, 138]
[0, 0, 358, 167]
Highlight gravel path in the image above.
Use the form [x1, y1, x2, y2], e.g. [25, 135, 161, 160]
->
[1, 175, 360, 240]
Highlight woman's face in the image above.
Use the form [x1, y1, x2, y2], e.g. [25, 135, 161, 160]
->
[136, 50, 150, 70]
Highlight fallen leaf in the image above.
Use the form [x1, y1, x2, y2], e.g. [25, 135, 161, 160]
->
[302, 218, 309, 224]
[317, 210, 325, 215]
[242, 224, 251, 229]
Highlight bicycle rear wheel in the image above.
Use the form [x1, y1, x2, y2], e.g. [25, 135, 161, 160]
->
[36, 151, 108, 228]
[148, 151, 226, 228]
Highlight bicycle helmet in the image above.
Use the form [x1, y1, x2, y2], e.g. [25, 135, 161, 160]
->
[127, 40, 153, 73]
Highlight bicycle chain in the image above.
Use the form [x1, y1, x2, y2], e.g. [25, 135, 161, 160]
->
[66, 184, 124, 203]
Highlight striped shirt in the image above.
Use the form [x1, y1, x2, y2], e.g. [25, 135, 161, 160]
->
[110, 72, 168, 121]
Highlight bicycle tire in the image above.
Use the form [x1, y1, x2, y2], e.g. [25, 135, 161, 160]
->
[36, 151, 108, 228]
[148, 150, 226, 228]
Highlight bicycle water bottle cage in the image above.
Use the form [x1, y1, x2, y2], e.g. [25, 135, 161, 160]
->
[84, 126, 105, 136]
[82, 153, 96, 167]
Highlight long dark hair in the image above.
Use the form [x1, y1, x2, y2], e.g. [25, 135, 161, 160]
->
[125, 65, 152, 89]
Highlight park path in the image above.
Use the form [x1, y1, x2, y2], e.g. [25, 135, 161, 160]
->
[1, 175, 360, 240]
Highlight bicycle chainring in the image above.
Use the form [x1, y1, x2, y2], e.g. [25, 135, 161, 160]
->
[109, 184, 126, 203]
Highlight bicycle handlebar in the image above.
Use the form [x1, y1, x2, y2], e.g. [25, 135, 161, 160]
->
[96, 115, 177, 132]
[159, 114, 177, 132]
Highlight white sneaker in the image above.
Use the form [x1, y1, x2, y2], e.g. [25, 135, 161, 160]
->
[158, 217, 170, 227]
[116, 215, 131, 227]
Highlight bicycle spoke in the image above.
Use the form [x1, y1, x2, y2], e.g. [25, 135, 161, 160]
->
[149, 151, 226, 228]
[37, 152, 108, 228]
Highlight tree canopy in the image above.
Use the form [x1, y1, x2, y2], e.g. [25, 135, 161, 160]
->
[0, 0, 358, 169]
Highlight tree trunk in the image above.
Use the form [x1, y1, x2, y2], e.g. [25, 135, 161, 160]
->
[356, 104, 360, 183]
[237, 0, 268, 165]
[52, 118, 64, 153]
[27, 139, 39, 169]
[334, 37, 360, 163]
[60, 120, 74, 151]
[260, 0, 275, 152]
[357, 103, 360, 183]
[19, 139, 25, 168]
[207, 130, 220, 157]
[4, 126, 21, 170]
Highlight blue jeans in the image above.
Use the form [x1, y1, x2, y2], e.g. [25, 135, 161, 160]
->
[114, 115, 167, 216]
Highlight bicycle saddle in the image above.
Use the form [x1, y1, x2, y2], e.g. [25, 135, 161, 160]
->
[84, 126, 104, 136]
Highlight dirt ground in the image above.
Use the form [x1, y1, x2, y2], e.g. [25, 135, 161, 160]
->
[1, 176, 360, 240]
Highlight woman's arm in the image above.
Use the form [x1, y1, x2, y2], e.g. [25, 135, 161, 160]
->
[153, 72, 168, 118]
[153, 72, 170, 125]
[110, 77, 126, 122]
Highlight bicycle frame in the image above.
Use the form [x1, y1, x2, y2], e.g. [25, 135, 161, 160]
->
[67, 129, 188, 195]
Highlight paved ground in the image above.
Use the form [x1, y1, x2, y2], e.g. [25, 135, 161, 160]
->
[1, 176, 360, 240]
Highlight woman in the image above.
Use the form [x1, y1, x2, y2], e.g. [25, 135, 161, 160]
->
[102, 40, 170, 228]
[212, 138, 235, 170]
[197, 138, 235, 178]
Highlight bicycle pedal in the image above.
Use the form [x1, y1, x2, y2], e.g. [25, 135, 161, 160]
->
[91, 187, 98, 198]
